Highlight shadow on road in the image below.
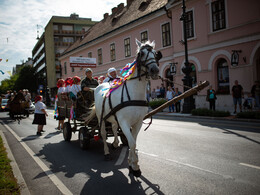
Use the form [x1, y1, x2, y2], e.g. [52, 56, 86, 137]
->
[34, 140, 164, 195]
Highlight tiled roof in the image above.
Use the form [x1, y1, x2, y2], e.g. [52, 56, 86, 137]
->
[62, 0, 168, 55]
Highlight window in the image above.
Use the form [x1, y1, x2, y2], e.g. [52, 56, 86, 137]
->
[186, 10, 194, 39]
[54, 37, 59, 42]
[124, 38, 131, 57]
[217, 59, 230, 94]
[98, 48, 102, 65]
[64, 62, 67, 75]
[71, 67, 74, 72]
[63, 37, 74, 43]
[162, 22, 171, 47]
[88, 52, 92, 58]
[141, 31, 148, 43]
[212, 0, 226, 31]
[110, 43, 116, 61]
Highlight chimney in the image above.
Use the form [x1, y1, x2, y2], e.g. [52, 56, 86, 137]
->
[117, 3, 124, 13]
[127, 0, 134, 7]
[112, 7, 118, 15]
[103, 13, 109, 19]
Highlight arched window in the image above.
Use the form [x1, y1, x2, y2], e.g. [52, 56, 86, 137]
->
[190, 63, 197, 87]
[217, 59, 229, 94]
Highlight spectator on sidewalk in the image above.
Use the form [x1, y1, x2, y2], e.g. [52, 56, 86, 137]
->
[206, 85, 217, 111]
[151, 88, 157, 100]
[166, 86, 175, 113]
[251, 80, 260, 109]
[155, 86, 160, 98]
[160, 84, 166, 98]
[232, 80, 244, 114]
[174, 88, 182, 113]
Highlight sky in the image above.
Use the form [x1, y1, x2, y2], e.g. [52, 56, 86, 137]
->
[0, 0, 125, 83]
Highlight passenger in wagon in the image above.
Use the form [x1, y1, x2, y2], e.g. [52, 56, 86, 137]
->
[78, 68, 99, 118]
[103, 67, 121, 83]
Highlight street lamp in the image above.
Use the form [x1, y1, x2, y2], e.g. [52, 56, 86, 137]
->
[180, 0, 195, 113]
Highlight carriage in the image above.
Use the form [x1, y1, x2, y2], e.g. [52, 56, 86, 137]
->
[8, 92, 30, 119]
[56, 96, 128, 150]
[58, 39, 209, 177]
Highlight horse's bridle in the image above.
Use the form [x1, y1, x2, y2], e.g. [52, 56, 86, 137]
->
[134, 45, 161, 80]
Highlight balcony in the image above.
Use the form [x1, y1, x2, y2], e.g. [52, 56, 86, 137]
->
[53, 30, 84, 36]
[54, 42, 74, 47]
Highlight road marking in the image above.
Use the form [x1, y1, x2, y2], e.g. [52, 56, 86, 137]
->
[139, 151, 158, 157]
[239, 163, 260, 170]
[115, 146, 128, 166]
[2, 122, 73, 195]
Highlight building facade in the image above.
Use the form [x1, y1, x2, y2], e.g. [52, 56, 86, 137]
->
[32, 14, 97, 97]
[59, 0, 260, 112]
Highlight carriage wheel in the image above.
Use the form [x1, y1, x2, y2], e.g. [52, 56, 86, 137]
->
[120, 133, 128, 146]
[63, 122, 72, 142]
[79, 127, 91, 150]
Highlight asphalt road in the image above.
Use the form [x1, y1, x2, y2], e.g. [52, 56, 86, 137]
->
[0, 110, 260, 195]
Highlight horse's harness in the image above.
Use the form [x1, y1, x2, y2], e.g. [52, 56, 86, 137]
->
[100, 45, 160, 130]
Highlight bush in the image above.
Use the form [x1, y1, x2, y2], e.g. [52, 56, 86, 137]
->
[149, 98, 167, 109]
[191, 108, 230, 117]
[236, 111, 260, 119]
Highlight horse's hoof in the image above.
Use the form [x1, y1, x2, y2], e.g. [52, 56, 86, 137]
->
[104, 154, 111, 161]
[129, 166, 142, 177]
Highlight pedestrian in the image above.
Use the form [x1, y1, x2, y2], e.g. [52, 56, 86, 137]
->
[243, 93, 254, 111]
[32, 95, 48, 136]
[160, 84, 166, 98]
[151, 88, 156, 99]
[174, 88, 182, 112]
[232, 80, 244, 114]
[251, 80, 260, 109]
[206, 85, 217, 111]
[166, 86, 175, 113]
[155, 86, 160, 98]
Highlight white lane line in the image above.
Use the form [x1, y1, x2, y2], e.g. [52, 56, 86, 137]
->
[239, 163, 260, 170]
[115, 146, 128, 166]
[2, 122, 73, 195]
[139, 151, 158, 157]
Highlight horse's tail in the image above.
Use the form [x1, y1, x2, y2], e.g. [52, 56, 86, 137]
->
[83, 106, 96, 125]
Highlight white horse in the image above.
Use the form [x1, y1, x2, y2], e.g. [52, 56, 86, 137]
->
[93, 39, 161, 177]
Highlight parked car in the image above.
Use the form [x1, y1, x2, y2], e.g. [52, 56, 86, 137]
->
[1, 99, 9, 111]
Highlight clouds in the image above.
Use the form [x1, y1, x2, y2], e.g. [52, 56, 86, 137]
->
[0, 0, 125, 82]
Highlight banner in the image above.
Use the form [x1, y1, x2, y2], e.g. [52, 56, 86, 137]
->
[69, 57, 96, 68]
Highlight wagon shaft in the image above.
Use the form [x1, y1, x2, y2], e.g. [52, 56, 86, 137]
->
[143, 80, 209, 120]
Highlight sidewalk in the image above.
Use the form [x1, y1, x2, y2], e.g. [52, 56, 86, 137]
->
[153, 109, 260, 123]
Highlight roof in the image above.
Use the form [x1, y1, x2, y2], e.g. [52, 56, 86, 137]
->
[62, 0, 168, 56]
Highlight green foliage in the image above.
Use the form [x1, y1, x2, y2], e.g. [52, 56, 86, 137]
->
[149, 98, 167, 109]
[236, 111, 260, 119]
[0, 66, 39, 94]
[0, 136, 20, 194]
[191, 108, 230, 117]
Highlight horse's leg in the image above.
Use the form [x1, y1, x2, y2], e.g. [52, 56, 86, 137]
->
[100, 121, 110, 160]
[118, 121, 141, 177]
[111, 122, 119, 149]
[128, 121, 143, 176]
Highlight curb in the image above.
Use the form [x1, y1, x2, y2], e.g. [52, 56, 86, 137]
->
[154, 112, 260, 123]
[0, 128, 30, 195]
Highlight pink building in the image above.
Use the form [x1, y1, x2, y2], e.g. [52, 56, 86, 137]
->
[59, 0, 260, 112]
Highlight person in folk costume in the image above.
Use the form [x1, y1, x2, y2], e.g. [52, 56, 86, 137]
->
[64, 77, 73, 99]
[98, 75, 106, 84]
[103, 67, 121, 83]
[55, 79, 66, 130]
[32, 95, 48, 136]
[70, 76, 81, 101]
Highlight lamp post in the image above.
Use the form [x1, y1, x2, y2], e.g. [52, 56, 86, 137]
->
[180, 0, 195, 113]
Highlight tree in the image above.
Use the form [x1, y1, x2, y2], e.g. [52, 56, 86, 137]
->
[14, 66, 38, 93]
[0, 75, 18, 94]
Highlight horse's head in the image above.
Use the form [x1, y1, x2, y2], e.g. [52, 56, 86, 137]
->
[136, 39, 162, 80]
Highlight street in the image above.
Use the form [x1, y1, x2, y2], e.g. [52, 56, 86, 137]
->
[0, 110, 260, 195]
